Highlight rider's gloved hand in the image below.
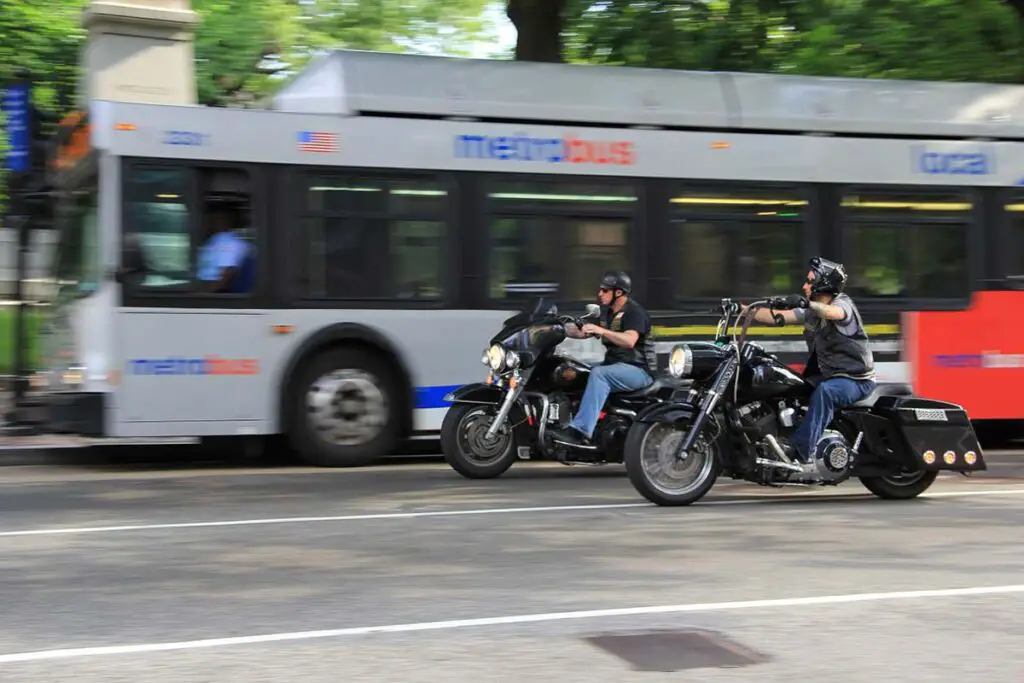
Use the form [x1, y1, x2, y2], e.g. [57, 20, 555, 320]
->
[784, 294, 809, 309]
[769, 294, 809, 310]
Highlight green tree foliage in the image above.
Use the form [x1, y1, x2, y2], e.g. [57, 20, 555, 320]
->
[0, 0, 493, 204]
[0, 1, 82, 211]
[0, 0, 493, 108]
[520, 0, 1024, 84]
[786, 0, 1024, 82]
[194, 0, 492, 106]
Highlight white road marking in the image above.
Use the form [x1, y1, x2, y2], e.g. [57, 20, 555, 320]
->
[1, 487, 1022, 539]
[0, 503, 647, 537]
[1, 583, 1021, 664]
[913, 488, 1024, 499]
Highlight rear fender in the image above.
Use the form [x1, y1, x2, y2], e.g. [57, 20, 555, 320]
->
[844, 395, 986, 473]
[635, 401, 697, 425]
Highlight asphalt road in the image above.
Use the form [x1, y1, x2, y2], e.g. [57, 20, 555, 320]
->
[0, 455, 1022, 682]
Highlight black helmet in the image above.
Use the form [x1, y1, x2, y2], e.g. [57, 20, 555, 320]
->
[807, 257, 847, 296]
[599, 270, 632, 296]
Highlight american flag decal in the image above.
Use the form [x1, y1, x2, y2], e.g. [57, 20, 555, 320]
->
[298, 131, 338, 153]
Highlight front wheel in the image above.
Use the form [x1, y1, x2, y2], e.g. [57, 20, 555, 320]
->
[858, 470, 939, 500]
[624, 421, 721, 506]
[441, 403, 519, 479]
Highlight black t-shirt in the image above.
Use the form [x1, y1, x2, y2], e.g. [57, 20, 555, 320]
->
[600, 299, 652, 369]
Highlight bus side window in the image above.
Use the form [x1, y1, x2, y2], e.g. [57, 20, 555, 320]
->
[124, 167, 193, 288]
[1004, 197, 1024, 289]
[196, 169, 255, 295]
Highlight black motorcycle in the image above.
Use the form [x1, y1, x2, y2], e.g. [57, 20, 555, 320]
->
[441, 298, 683, 479]
[623, 297, 987, 506]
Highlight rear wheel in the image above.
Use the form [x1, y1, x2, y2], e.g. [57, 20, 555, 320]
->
[624, 421, 720, 506]
[441, 403, 518, 479]
[859, 470, 939, 500]
[288, 347, 402, 467]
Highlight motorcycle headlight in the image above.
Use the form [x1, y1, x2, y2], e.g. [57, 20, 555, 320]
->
[505, 349, 520, 370]
[668, 344, 693, 378]
[485, 343, 505, 372]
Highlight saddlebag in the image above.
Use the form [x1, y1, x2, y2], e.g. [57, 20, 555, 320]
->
[860, 395, 986, 472]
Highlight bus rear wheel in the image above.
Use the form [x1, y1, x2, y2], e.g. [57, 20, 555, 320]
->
[288, 346, 402, 467]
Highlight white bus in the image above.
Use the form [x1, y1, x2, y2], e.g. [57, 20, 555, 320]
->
[31, 49, 1024, 465]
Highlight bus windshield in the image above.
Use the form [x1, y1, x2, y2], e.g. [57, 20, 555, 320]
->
[50, 182, 101, 301]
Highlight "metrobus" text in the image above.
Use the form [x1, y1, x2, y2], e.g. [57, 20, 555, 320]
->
[454, 133, 636, 165]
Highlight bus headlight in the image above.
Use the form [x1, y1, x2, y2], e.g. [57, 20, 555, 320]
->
[485, 344, 505, 372]
[668, 344, 693, 378]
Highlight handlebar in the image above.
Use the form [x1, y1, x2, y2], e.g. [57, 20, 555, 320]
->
[708, 296, 804, 351]
[557, 308, 603, 339]
[716, 295, 805, 318]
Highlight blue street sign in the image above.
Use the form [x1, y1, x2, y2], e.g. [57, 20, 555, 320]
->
[1, 82, 31, 174]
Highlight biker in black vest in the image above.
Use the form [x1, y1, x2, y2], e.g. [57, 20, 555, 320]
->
[548, 270, 658, 448]
[743, 257, 876, 462]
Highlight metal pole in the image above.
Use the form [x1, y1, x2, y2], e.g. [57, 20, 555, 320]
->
[12, 203, 29, 406]
[2, 69, 35, 431]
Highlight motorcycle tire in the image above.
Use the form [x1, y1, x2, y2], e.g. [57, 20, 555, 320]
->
[858, 470, 939, 500]
[624, 421, 721, 506]
[441, 403, 518, 479]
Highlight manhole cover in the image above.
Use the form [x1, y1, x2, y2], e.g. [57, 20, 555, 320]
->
[584, 628, 769, 672]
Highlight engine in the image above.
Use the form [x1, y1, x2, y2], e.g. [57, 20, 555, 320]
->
[747, 398, 854, 484]
[737, 401, 778, 436]
[595, 413, 632, 462]
[810, 429, 855, 483]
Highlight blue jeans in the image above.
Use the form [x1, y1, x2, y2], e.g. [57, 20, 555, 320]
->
[791, 377, 875, 460]
[569, 363, 653, 438]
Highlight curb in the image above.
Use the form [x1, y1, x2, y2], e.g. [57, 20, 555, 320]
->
[0, 435, 446, 468]
[0, 442, 231, 468]
[0, 435, 1020, 469]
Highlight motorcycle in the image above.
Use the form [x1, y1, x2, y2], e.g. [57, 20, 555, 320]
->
[441, 297, 685, 479]
[622, 297, 987, 506]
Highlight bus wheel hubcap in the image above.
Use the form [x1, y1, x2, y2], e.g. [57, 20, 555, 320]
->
[307, 369, 388, 446]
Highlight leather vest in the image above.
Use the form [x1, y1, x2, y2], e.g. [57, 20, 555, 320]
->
[802, 293, 875, 381]
[601, 301, 658, 375]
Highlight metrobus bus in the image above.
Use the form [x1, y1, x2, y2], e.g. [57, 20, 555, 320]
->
[30, 49, 1024, 466]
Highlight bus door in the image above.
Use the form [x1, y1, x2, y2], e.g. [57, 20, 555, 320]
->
[115, 162, 270, 429]
[116, 309, 268, 426]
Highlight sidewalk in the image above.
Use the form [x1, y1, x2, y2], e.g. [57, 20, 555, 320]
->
[0, 433, 211, 467]
[0, 384, 201, 465]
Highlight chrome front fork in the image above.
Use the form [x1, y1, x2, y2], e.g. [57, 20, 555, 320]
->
[484, 373, 526, 440]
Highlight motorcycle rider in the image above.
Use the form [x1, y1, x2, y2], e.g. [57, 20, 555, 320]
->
[548, 270, 658, 448]
[743, 257, 876, 462]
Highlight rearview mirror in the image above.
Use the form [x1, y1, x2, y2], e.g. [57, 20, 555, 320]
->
[584, 304, 601, 320]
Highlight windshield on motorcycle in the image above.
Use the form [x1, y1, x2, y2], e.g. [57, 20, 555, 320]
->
[496, 297, 557, 332]
[487, 297, 571, 369]
[492, 297, 558, 342]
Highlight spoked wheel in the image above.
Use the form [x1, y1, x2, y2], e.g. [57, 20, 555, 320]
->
[441, 403, 518, 479]
[624, 421, 721, 506]
[859, 469, 939, 500]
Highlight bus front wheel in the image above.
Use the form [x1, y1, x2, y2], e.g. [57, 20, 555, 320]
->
[288, 346, 402, 467]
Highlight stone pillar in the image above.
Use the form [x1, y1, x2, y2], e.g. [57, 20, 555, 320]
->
[80, 0, 201, 106]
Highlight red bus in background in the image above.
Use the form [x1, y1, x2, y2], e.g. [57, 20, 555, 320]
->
[907, 290, 1024, 432]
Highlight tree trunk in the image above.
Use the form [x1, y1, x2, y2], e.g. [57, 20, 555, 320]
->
[507, 0, 567, 62]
